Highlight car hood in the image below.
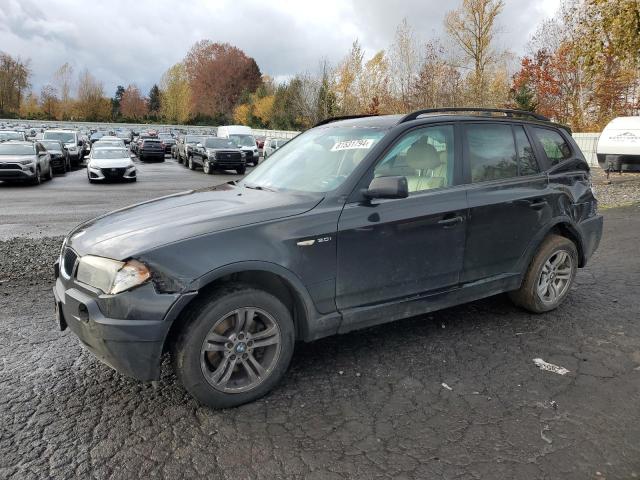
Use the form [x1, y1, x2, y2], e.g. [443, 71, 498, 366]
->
[0, 155, 34, 163]
[89, 158, 133, 168]
[67, 183, 322, 259]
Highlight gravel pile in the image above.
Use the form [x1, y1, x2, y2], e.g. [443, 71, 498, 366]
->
[0, 236, 63, 289]
[592, 168, 640, 209]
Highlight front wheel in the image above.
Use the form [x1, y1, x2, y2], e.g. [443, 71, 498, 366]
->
[236, 166, 246, 175]
[172, 285, 295, 408]
[203, 160, 212, 174]
[509, 234, 578, 313]
[188, 156, 195, 170]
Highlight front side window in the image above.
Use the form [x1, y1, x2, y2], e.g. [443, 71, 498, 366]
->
[465, 123, 518, 182]
[373, 125, 455, 193]
[242, 127, 386, 193]
[532, 127, 572, 165]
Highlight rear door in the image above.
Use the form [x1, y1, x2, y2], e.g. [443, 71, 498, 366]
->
[461, 122, 553, 283]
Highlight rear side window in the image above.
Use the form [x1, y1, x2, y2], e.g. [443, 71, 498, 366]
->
[465, 124, 517, 182]
[532, 127, 572, 165]
[514, 126, 540, 175]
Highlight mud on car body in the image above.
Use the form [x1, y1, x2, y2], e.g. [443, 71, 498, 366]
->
[54, 108, 603, 408]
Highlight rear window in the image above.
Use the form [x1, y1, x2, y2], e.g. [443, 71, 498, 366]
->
[532, 127, 572, 165]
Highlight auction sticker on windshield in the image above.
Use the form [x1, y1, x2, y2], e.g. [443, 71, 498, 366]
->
[331, 139, 375, 151]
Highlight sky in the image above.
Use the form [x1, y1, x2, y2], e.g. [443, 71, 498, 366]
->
[0, 0, 561, 97]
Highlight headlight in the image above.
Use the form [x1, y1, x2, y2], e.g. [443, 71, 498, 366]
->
[76, 255, 150, 294]
[19, 158, 35, 165]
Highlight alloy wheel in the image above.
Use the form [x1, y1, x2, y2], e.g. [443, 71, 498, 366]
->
[537, 250, 573, 304]
[200, 307, 282, 393]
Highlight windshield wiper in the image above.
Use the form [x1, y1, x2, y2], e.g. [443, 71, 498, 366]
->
[244, 183, 275, 192]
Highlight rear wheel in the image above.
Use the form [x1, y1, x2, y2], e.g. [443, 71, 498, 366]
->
[172, 285, 295, 408]
[509, 234, 578, 313]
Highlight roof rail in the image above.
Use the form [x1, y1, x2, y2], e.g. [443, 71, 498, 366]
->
[398, 108, 550, 124]
[313, 115, 375, 127]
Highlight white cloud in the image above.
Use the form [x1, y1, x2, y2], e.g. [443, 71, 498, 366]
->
[0, 0, 561, 97]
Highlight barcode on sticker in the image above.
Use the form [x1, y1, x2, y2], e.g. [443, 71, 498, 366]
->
[331, 139, 375, 151]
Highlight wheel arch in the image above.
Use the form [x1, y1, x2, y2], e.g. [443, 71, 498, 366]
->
[162, 262, 320, 354]
[519, 217, 586, 276]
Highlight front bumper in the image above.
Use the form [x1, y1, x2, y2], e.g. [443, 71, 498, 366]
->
[88, 165, 136, 181]
[53, 267, 195, 380]
[0, 165, 37, 180]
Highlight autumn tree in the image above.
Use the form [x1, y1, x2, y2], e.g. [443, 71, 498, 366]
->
[119, 84, 147, 120]
[183, 41, 262, 121]
[445, 0, 505, 105]
[0, 52, 30, 115]
[53, 63, 74, 119]
[76, 69, 110, 121]
[390, 19, 419, 111]
[159, 63, 192, 123]
[411, 40, 463, 109]
[19, 91, 41, 118]
[40, 85, 59, 119]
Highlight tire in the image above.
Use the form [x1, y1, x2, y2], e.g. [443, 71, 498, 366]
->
[171, 284, 295, 408]
[203, 160, 212, 174]
[236, 166, 246, 175]
[46, 164, 53, 180]
[509, 234, 578, 313]
[188, 156, 195, 170]
[31, 167, 41, 185]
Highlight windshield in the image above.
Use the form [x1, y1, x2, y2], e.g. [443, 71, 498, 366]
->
[158, 133, 172, 139]
[44, 131, 75, 143]
[0, 131, 25, 141]
[92, 149, 128, 159]
[185, 135, 206, 144]
[242, 127, 386, 193]
[41, 141, 62, 150]
[229, 134, 256, 147]
[205, 138, 237, 148]
[0, 143, 35, 155]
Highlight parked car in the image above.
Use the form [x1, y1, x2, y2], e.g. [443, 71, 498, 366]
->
[87, 147, 137, 183]
[43, 130, 82, 166]
[187, 137, 246, 174]
[596, 116, 640, 172]
[158, 133, 176, 154]
[90, 131, 108, 145]
[217, 125, 260, 166]
[176, 135, 206, 163]
[40, 139, 71, 173]
[53, 108, 602, 408]
[138, 138, 165, 162]
[116, 129, 133, 145]
[0, 130, 27, 142]
[263, 138, 289, 159]
[0, 141, 53, 184]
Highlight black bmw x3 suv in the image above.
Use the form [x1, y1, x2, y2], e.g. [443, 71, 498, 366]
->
[54, 108, 603, 408]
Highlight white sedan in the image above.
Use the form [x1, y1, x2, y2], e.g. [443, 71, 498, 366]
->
[87, 147, 137, 183]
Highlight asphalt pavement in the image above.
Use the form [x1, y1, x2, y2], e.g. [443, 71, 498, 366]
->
[0, 159, 639, 480]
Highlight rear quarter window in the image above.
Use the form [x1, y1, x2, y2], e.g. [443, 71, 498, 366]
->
[532, 127, 572, 166]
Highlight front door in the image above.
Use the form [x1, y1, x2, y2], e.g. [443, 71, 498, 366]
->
[336, 124, 467, 310]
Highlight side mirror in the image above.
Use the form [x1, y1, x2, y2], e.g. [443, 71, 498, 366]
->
[364, 176, 409, 200]
[77, 140, 83, 146]
[196, 143, 203, 148]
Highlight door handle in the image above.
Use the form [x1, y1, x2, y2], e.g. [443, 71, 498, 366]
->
[437, 215, 464, 227]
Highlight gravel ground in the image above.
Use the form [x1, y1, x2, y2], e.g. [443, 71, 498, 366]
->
[1, 204, 640, 479]
[591, 168, 640, 208]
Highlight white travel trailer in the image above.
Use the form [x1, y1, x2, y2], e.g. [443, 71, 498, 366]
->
[597, 116, 640, 172]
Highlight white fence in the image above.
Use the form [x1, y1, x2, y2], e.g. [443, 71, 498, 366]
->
[572, 133, 600, 166]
